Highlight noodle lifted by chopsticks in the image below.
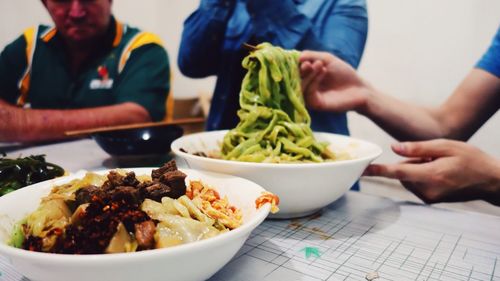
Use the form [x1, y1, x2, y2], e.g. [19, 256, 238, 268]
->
[221, 43, 336, 163]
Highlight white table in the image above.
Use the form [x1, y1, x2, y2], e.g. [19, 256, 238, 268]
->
[1, 139, 499, 281]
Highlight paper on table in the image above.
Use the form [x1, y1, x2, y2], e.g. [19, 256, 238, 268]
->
[208, 193, 500, 281]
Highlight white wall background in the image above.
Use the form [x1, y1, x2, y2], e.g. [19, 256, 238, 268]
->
[355, 0, 500, 163]
[0, 0, 498, 163]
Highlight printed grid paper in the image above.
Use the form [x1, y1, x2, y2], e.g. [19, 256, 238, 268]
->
[210, 193, 500, 281]
[1, 192, 499, 281]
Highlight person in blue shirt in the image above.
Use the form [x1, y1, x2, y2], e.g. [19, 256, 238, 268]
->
[178, 0, 368, 135]
[299, 27, 500, 206]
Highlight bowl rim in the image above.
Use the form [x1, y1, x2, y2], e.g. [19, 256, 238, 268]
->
[0, 167, 271, 264]
[92, 125, 184, 156]
[171, 130, 383, 168]
[92, 124, 184, 139]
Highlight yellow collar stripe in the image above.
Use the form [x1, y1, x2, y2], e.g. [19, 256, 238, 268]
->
[17, 26, 38, 106]
[112, 20, 124, 47]
[41, 27, 57, 43]
[118, 32, 164, 74]
[118, 31, 172, 121]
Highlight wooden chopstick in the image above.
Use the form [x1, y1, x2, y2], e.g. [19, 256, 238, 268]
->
[242, 43, 257, 51]
[64, 117, 205, 136]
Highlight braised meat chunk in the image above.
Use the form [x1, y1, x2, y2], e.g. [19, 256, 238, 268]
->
[134, 220, 156, 250]
[159, 170, 187, 199]
[102, 171, 140, 191]
[75, 185, 103, 205]
[145, 160, 187, 200]
[151, 160, 178, 180]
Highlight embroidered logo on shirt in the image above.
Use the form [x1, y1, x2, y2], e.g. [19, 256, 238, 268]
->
[89, 65, 114, 90]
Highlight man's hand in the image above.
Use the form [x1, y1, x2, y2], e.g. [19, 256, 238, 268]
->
[364, 139, 500, 206]
[299, 50, 372, 113]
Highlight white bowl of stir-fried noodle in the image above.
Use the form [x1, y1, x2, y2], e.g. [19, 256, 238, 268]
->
[172, 130, 382, 219]
[0, 167, 272, 281]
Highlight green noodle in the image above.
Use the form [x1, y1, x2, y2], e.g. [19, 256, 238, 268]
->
[221, 43, 336, 163]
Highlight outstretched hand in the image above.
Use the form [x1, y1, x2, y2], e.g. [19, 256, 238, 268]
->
[299, 50, 371, 113]
[364, 139, 500, 206]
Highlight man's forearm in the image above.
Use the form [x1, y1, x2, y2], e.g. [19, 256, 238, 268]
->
[363, 69, 500, 142]
[360, 85, 447, 141]
[434, 69, 500, 141]
[0, 101, 150, 143]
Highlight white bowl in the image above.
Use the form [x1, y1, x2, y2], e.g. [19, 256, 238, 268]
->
[171, 130, 382, 219]
[0, 168, 271, 281]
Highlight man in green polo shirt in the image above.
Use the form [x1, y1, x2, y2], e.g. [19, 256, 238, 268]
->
[0, 0, 171, 142]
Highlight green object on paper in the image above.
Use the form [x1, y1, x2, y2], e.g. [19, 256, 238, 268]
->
[301, 246, 321, 259]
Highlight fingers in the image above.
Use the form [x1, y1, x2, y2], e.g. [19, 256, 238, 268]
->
[363, 161, 451, 204]
[303, 69, 326, 109]
[365, 167, 446, 204]
[300, 60, 325, 93]
[300, 50, 337, 64]
[400, 157, 433, 164]
[300, 61, 313, 78]
[300, 61, 314, 92]
[300, 59, 327, 110]
[391, 139, 462, 158]
[363, 163, 432, 182]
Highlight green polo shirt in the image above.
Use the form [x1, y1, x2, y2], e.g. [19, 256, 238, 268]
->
[0, 17, 170, 121]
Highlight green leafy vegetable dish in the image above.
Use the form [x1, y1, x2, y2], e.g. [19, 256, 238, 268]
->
[0, 154, 64, 196]
[221, 43, 339, 163]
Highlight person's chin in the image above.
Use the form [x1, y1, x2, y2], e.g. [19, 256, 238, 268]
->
[64, 26, 93, 39]
[66, 32, 96, 45]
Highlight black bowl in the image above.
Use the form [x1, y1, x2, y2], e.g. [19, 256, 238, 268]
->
[92, 125, 184, 156]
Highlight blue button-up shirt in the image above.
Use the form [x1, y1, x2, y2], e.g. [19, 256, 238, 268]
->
[178, 0, 368, 134]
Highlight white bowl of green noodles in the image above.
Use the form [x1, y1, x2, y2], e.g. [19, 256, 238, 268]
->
[172, 130, 382, 219]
